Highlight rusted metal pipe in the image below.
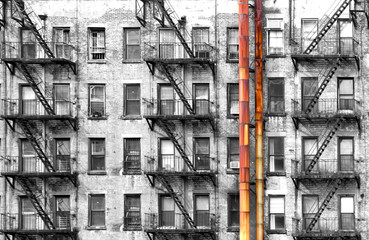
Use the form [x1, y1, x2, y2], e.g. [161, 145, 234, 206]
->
[255, 0, 264, 239]
[239, 1, 250, 240]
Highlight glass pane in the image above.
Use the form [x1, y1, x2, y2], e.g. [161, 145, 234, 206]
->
[273, 215, 285, 229]
[126, 85, 140, 100]
[22, 86, 36, 100]
[302, 19, 318, 37]
[193, 28, 209, 43]
[91, 156, 105, 170]
[22, 30, 36, 42]
[55, 85, 69, 100]
[22, 141, 35, 156]
[161, 197, 174, 211]
[230, 195, 239, 210]
[90, 86, 105, 101]
[91, 195, 105, 210]
[56, 197, 70, 211]
[339, 79, 353, 95]
[126, 29, 140, 44]
[302, 78, 318, 96]
[22, 198, 34, 213]
[196, 196, 209, 211]
[160, 30, 175, 43]
[269, 79, 284, 96]
[228, 29, 238, 44]
[195, 85, 209, 99]
[230, 138, 239, 154]
[341, 197, 354, 213]
[269, 138, 284, 155]
[161, 140, 174, 155]
[302, 196, 318, 214]
[340, 21, 352, 38]
[127, 46, 140, 60]
[340, 139, 353, 155]
[126, 101, 140, 115]
[91, 212, 105, 226]
[270, 197, 284, 214]
[92, 140, 105, 154]
[56, 140, 70, 155]
[195, 139, 209, 154]
[160, 86, 173, 99]
[304, 138, 317, 155]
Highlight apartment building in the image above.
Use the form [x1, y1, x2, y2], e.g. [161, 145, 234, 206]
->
[0, 0, 366, 240]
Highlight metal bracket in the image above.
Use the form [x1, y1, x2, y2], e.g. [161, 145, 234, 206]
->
[4, 119, 16, 132]
[292, 117, 299, 129]
[146, 174, 155, 187]
[67, 62, 77, 75]
[146, 62, 155, 75]
[292, 178, 299, 189]
[66, 118, 78, 131]
[4, 61, 15, 75]
[145, 119, 155, 131]
[291, 57, 298, 71]
[5, 176, 15, 189]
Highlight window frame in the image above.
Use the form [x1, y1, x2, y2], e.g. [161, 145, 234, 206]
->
[123, 84, 141, 117]
[268, 137, 285, 174]
[193, 137, 210, 170]
[338, 195, 355, 230]
[226, 27, 239, 62]
[88, 84, 106, 118]
[123, 28, 141, 61]
[192, 27, 210, 59]
[88, 138, 106, 174]
[193, 194, 210, 227]
[53, 83, 70, 116]
[302, 195, 319, 231]
[338, 137, 354, 172]
[337, 77, 354, 111]
[227, 193, 239, 229]
[53, 138, 71, 172]
[227, 83, 239, 118]
[123, 138, 141, 173]
[268, 195, 285, 232]
[268, 78, 285, 115]
[88, 194, 106, 228]
[124, 194, 141, 230]
[88, 28, 106, 61]
[227, 137, 239, 170]
[302, 137, 318, 172]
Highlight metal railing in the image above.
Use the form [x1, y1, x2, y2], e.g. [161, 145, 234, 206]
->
[0, 212, 72, 231]
[292, 98, 360, 116]
[144, 42, 215, 60]
[293, 216, 357, 235]
[144, 213, 215, 230]
[2, 99, 74, 117]
[2, 42, 76, 61]
[145, 155, 215, 173]
[291, 158, 357, 176]
[292, 38, 359, 55]
[143, 99, 213, 117]
[1, 156, 73, 174]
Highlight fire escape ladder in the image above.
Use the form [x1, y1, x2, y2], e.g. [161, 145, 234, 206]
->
[17, 62, 55, 115]
[16, 176, 55, 229]
[17, 120, 55, 172]
[303, 0, 352, 54]
[304, 58, 343, 114]
[305, 117, 345, 174]
[306, 178, 343, 232]
[158, 62, 195, 115]
[157, 119, 196, 171]
[156, 174, 196, 229]
[152, 0, 195, 58]
[13, 0, 55, 58]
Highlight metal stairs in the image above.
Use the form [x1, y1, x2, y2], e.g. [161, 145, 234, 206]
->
[156, 174, 196, 229]
[305, 117, 345, 174]
[151, 0, 195, 58]
[17, 176, 55, 229]
[17, 119, 55, 172]
[304, 58, 343, 114]
[304, 0, 352, 54]
[13, 0, 55, 58]
[306, 178, 343, 232]
[157, 119, 196, 171]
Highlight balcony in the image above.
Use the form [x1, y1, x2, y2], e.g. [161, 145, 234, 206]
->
[0, 212, 77, 236]
[293, 216, 360, 239]
[144, 213, 216, 234]
[291, 98, 361, 128]
[143, 42, 215, 64]
[1, 99, 75, 120]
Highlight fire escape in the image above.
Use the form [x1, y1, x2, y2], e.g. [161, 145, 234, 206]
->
[0, 1, 78, 239]
[137, 0, 216, 239]
[291, 0, 363, 239]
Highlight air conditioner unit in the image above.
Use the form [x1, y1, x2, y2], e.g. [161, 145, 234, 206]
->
[195, 50, 210, 59]
[230, 161, 239, 169]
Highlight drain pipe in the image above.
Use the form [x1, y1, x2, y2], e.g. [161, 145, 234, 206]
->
[255, 0, 264, 240]
[239, 1, 250, 240]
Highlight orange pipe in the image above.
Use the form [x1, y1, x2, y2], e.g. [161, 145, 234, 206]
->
[255, 0, 264, 240]
[239, 1, 250, 240]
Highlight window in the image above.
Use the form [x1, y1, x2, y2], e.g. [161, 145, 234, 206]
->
[21, 197, 39, 230]
[267, 19, 284, 55]
[21, 29, 36, 59]
[124, 84, 140, 116]
[124, 195, 141, 230]
[302, 77, 318, 113]
[269, 196, 285, 230]
[159, 195, 175, 227]
[54, 139, 71, 172]
[123, 138, 141, 172]
[159, 29, 178, 58]
[89, 84, 105, 117]
[227, 28, 238, 61]
[21, 139, 38, 173]
[55, 196, 70, 229]
[89, 28, 105, 60]
[302, 137, 318, 172]
[268, 79, 284, 114]
[193, 28, 210, 58]
[228, 138, 239, 169]
[54, 84, 70, 115]
[89, 194, 105, 227]
[21, 86, 37, 115]
[159, 85, 180, 115]
[194, 84, 209, 115]
[340, 196, 354, 230]
[302, 195, 319, 231]
[338, 20, 353, 54]
[194, 138, 210, 170]
[53, 27, 71, 59]
[268, 137, 284, 172]
[301, 19, 318, 53]
[160, 139, 182, 171]
[89, 139, 105, 172]
[338, 137, 354, 171]
[228, 193, 239, 228]
[124, 28, 141, 60]
[227, 83, 239, 117]
[338, 78, 354, 110]
[194, 195, 210, 227]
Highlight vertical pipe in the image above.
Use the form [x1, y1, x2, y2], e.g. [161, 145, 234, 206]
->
[255, 0, 264, 240]
[239, 1, 250, 240]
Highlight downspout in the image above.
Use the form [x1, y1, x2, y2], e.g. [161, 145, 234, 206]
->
[255, 0, 264, 240]
[239, 1, 250, 240]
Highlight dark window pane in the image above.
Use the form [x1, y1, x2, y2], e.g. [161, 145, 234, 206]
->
[91, 212, 105, 226]
[127, 46, 140, 60]
[127, 85, 140, 100]
[126, 101, 140, 115]
[91, 156, 105, 170]
[91, 196, 105, 210]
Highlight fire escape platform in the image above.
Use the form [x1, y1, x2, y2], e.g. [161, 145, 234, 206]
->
[144, 114, 216, 131]
[291, 172, 360, 189]
[2, 58, 77, 75]
[2, 171, 78, 178]
[145, 170, 217, 177]
[291, 113, 361, 130]
[293, 230, 361, 240]
[144, 58, 216, 75]
[290, 54, 360, 71]
[2, 229, 78, 239]
[144, 228, 216, 234]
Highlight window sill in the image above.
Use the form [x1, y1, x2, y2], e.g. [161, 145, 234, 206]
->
[264, 112, 286, 117]
[226, 169, 239, 174]
[265, 55, 286, 58]
[120, 115, 142, 120]
[226, 59, 239, 63]
[88, 116, 108, 120]
[86, 226, 107, 230]
[227, 227, 240, 232]
[227, 115, 239, 119]
[122, 170, 142, 175]
[88, 171, 107, 175]
[266, 229, 287, 234]
[87, 60, 107, 64]
[122, 59, 142, 64]
[266, 171, 286, 177]
[123, 227, 142, 231]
